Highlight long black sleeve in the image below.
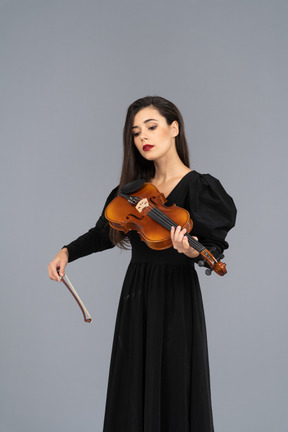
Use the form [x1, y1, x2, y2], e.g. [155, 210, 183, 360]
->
[63, 186, 118, 262]
[186, 173, 237, 254]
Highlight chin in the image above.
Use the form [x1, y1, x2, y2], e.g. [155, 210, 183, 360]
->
[141, 153, 156, 161]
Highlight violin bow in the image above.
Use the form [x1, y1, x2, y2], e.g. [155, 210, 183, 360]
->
[60, 274, 92, 323]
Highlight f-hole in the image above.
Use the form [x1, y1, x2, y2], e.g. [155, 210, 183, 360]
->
[126, 213, 145, 221]
[149, 196, 158, 207]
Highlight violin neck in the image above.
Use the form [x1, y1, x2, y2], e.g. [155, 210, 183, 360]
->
[186, 234, 205, 253]
[148, 205, 226, 276]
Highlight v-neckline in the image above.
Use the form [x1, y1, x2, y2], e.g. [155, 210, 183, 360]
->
[158, 170, 195, 199]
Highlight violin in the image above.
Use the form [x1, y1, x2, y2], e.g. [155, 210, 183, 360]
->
[105, 180, 227, 276]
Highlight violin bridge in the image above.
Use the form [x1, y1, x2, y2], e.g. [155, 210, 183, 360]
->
[136, 198, 149, 213]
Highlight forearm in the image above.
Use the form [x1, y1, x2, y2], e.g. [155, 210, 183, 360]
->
[64, 225, 114, 262]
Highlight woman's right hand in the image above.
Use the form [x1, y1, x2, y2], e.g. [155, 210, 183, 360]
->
[48, 248, 69, 282]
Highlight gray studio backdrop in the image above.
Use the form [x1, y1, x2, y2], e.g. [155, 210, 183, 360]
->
[1, 1, 287, 431]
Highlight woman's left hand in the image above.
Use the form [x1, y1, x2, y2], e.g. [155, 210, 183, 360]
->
[171, 226, 200, 259]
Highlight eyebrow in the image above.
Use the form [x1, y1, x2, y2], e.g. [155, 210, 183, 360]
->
[131, 118, 159, 129]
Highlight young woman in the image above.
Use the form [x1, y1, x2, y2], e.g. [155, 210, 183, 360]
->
[48, 96, 236, 432]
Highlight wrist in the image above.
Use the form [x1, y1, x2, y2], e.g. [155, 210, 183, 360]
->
[61, 247, 69, 259]
[186, 248, 199, 259]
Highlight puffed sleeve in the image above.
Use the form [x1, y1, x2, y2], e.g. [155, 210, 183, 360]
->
[187, 173, 237, 257]
[63, 186, 118, 262]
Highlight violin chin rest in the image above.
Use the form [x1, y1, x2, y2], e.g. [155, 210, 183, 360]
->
[121, 179, 145, 194]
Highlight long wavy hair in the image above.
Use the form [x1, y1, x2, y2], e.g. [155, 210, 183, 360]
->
[111, 96, 190, 248]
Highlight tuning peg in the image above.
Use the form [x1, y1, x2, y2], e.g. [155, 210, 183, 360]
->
[198, 260, 212, 275]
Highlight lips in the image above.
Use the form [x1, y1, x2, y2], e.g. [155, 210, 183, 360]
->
[143, 145, 154, 152]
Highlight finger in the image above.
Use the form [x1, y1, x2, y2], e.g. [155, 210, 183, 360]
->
[172, 225, 181, 241]
[174, 226, 186, 243]
[58, 262, 66, 279]
[48, 261, 62, 282]
[171, 227, 185, 252]
[179, 228, 187, 242]
[177, 236, 189, 253]
[170, 226, 178, 244]
[48, 263, 58, 281]
[182, 235, 190, 249]
[171, 226, 180, 248]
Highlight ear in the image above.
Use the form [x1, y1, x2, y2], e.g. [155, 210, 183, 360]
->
[170, 121, 179, 138]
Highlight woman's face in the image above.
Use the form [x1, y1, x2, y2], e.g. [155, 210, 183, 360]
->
[132, 107, 179, 162]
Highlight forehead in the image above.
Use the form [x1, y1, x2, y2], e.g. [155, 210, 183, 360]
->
[133, 107, 163, 127]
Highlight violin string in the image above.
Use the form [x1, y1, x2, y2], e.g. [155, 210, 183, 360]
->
[132, 195, 203, 252]
[122, 194, 218, 269]
[147, 204, 204, 252]
[139, 199, 185, 233]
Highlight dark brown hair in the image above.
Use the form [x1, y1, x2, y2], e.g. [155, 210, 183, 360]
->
[111, 96, 190, 248]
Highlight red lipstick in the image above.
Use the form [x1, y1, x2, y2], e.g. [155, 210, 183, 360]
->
[143, 145, 154, 152]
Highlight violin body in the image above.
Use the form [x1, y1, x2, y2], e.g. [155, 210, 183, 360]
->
[105, 180, 227, 276]
[105, 182, 193, 250]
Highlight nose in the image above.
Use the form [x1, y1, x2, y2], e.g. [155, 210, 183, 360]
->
[140, 131, 148, 141]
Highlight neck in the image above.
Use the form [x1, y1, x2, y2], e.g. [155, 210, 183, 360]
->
[152, 153, 190, 182]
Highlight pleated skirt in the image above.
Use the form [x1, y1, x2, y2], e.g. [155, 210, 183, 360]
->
[103, 257, 214, 432]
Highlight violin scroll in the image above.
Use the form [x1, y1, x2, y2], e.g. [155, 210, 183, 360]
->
[197, 252, 227, 276]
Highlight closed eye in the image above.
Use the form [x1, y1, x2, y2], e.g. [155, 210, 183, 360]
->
[132, 125, 157, 137]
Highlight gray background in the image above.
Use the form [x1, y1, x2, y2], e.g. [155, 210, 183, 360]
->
[1, 0, 287, 431]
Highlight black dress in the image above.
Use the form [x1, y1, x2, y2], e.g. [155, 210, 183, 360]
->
[65, 171, 237, 432]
